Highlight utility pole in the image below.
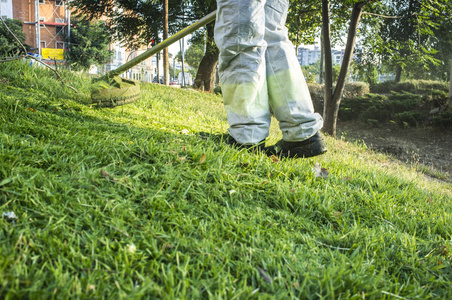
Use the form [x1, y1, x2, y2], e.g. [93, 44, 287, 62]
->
[66, 1, 71, 43]
[156, 52, 160, 83]
[163, 0, 169, 86]
[35, 0, 40, 55]
[181, 39, 185, 87]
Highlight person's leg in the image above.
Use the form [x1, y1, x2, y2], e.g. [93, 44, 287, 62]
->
[264, 0, 324, 142]
[214, 0, 270, 145]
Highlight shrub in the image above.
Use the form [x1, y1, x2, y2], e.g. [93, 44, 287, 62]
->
[371, 80, 448, 94]
[392, 81, 418, 93]
[339, 92, 421, 124]
[308, 81, 369, 114]
[385, 92, 420, 115]
[214, 86, 222, 95]
[308, 83, 324, 113]
[339, 94, 386, 121]
[395, 111, 426, 127]
[421, 90, 449, 110]
[415, 80, 449, 93]
[361, 105, 391, 123]
[370, 81, 398, 94]
[0, 19, 28, 56]
[342, 82, 370, 99]
[432, 108, 452, 129]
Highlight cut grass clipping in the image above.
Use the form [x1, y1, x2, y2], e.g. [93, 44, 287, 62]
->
[1, 60, 452, 299]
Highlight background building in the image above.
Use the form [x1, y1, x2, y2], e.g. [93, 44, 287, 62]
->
[297, 46, 321, 66]
[90, 43, 157, 83]
[6, 0, 158, 82]
[11, 0, 70, 60]
[297, 46, 345, 66]
[1, 0, 13, 20]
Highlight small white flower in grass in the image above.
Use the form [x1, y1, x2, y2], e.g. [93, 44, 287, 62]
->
[229, 190, 236, 195]
[127, 244, 137, 254]
[87, 284, 96, 291]
[3, 211, 17, 220]
[180, 129, 190, 135]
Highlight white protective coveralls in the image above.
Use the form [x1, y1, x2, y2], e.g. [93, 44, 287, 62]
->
[215, 0, 323, 145]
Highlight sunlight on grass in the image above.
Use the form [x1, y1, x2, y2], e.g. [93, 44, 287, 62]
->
[0, 61, 451, 299]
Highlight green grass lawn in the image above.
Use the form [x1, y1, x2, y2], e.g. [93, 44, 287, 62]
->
[1, 61, 451, 299]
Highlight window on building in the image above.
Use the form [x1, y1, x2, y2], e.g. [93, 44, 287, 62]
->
[56, 42, 65, 49]
[56, 26, 63, 35]
[55, 0, 64, 6]
[39, 17, 46, 28]
[39, 0, 45, 4]
[40, 41, 46, 49]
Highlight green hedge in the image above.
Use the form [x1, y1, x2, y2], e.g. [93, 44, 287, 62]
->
[215, 80, 452, 128]
[432, 108, 452, 129]
[339, 90, 451, 128]
[371, 80, 449, 94]
[308, 82, 370, 113]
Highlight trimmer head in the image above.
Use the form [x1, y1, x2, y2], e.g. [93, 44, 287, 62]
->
[91, 76, 141, 107]
[88, 10, 216, 108]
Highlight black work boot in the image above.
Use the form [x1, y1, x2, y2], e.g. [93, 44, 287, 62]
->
[265, 132, 327, 158]
[199, 132, 266, 152]
[220, 134, 266, 152]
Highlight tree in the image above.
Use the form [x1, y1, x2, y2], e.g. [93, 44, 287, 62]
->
[356, 0, 452, 82]
[0, 19, 28, 56]
[428, 0, 452, 82]
[65, 18, 113, 70]
[378, 1, 431, 81]
[187, 0, 218, 93]
[71, 0, 186, 49]
[450, 60, 452, 98]
[322, 0, 368, 137]
[287, 0, 321, 53]
[287, 0, 451, 136]
[177, 42, 204, 70]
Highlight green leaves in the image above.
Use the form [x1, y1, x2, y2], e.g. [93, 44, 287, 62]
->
[0, 177, 13, 187]
[65, 19, 113, 70]
[0, 19, 27, 56]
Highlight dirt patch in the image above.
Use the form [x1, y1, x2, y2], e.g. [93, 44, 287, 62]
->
[337, 121, 452, 182]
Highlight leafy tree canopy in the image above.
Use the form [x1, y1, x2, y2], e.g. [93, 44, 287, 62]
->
[177, 42, 204, 70]
[355, 0, 452, 82]
[287, 0, 451, 84]
[0, 19, 28, 56]
[65, 18, 113, 70]
[71, 0, 193, 49]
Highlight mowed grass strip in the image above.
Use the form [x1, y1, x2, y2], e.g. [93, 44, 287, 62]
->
[0, 61, 451, 299]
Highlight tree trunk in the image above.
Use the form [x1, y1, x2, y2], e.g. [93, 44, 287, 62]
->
[163, 0, 169, 86]
[449, 59, 452, 98]
[295, 18, 300, 57]
[323, 2, 365, 137]
[319, 28, 324, 84]
[395, 65, 402, 83]
[322, 0, 334, 134]
[194, 23, 219, 93]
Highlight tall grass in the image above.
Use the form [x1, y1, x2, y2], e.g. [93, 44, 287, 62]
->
[1, 61, 451, 299]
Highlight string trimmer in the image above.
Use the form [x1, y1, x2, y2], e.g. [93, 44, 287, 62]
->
[91, 11, 216, 107]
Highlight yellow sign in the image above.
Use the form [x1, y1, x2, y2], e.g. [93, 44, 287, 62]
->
[41, 48, 65, 60]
